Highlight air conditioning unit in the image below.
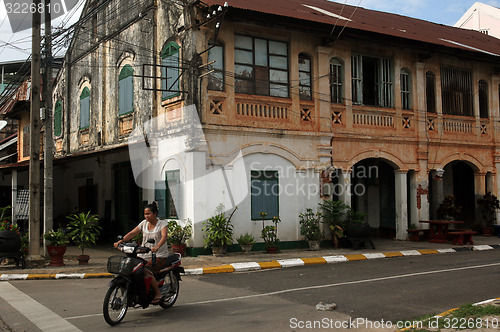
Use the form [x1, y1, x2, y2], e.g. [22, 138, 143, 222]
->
[322, 182, 334, 196]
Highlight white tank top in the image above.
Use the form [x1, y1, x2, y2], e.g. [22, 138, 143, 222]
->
[137, 219, 170, 259]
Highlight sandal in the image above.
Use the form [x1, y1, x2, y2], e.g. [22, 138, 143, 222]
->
[151, 296, 162, 304]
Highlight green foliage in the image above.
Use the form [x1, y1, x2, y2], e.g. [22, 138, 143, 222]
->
[319, 200, 350, 229]
[203, 205, 234, 248]
[66, 212, 102, 255]
[299, 208, 322, 241]
[44, 229, 70, 246]
[349, 210, 366, 224]
[0, 206, 11, 223]
[168, 219, 193, 245]
[477, 192, 500, 225]
[437, 194, 462, 220]
[261, 215, 280, 248]
[21, 232, 29, 256]
[236, 232, 255, 245]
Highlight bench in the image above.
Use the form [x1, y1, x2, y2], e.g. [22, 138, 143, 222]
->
[407, 229, 431, 242]
[448, 230, 476, 245]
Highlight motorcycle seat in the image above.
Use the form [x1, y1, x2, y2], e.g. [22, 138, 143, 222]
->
[164, 254, 180, 267]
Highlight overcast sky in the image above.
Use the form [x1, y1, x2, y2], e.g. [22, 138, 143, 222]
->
[0, 0, 499, 62]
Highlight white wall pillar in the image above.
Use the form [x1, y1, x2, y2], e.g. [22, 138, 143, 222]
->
[338, 169, 352, 207]
[474, 171, 487, 223]
[395, 170, 408, 240]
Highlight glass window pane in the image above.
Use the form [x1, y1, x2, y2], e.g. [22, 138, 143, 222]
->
[269, 55, 287, 69]
[208, 45, 223, 70]
[235, 49, 253, 65]
[255, 39, 268, 66]
[299, 71, 311, 86]
[235, 35, 253, 50]
[269, 40, 287, 55]
[270, 84, 288, 98]
[300, 86, 311, 100]
[298, 57, 310, 72]
[269, 69, 288, 83]
[235, 64, 254, 78]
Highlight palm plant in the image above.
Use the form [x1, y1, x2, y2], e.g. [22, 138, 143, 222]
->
[66, 212, 102, 256]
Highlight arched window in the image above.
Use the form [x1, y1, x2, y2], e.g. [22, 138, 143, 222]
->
[54, 100, 62, 137]
[161, 41, 180, 100]
[400, 68, 411, 110]
[119, 65, 134, 115]
[330, 58, 343, 104]
[80, 87, 90, 129]
[425, 71, 436, 113]
[479, 79, 488, 118]
[298, 53, 312, 100]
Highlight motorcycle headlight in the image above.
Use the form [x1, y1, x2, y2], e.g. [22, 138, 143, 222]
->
[122, 245, 134, 254]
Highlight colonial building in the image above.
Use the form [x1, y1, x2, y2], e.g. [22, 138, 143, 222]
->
[3, 0, 500, 253]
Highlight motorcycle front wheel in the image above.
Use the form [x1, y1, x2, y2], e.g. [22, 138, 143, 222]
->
[103, 285, 128, 326]
[159, 272, 179, 309]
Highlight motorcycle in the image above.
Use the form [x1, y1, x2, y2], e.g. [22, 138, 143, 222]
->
[103, 237, 184, 326]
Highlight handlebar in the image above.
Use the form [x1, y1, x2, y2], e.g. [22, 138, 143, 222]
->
[117, 242, 156, 267]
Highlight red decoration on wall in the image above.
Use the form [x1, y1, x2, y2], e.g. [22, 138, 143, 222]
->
[416, 184, 429, 210]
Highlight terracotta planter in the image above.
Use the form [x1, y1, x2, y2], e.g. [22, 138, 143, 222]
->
[171, 243, 186, 256]
[265, 246, 279, 254]
[77, 254, 90, 265]
[46, 245, 67, 267]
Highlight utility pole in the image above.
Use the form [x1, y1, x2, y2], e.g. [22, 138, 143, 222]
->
[29, 0, 43, 265]
[43, 0, 54, 254]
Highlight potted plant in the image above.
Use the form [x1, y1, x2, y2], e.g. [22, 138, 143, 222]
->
[236, 233, 255, 253]
[319, 200, 350, 248]
[261, 214, 280, 253]
[66, 212, 102, 264]
[344, 210, 371, 238]
[168, 219, 192, 256]
[44, 229, 69, 267]
[203, 205, 235, 256]
[477, 192, 500, 237]
[437, 194, 462, 221]
[299, 208, 322, 250]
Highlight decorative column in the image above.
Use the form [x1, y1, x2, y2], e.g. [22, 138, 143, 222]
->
[474, 171, 487, 223]
[431, 169, 445, 219]
[395, 170, 408, 240]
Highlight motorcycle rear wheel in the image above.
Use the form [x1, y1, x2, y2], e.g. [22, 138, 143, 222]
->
[103, 285, 128, 326]
[159, 272, 179, 309]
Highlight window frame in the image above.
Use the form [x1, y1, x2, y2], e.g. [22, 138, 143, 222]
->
[251, 170, 279, 220]
[234, 35, 289, 98]
[118, 64, 134, 116]
[155, 170, 180, 220]
[207, 41, 225, 91]
[478, 79, 489, 119]
[298, 53, 312, 101]
[161, 41, 181, 101]
[426, 71, 436, 113]
[351, 54, 393, 108]
[440, 66, 473, 117]
[400, 68, 411, 110]
[330, 58, 343, 104]
[79, 87, 90, 130]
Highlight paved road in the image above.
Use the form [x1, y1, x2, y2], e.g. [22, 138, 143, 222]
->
[1, 250, 499, 331]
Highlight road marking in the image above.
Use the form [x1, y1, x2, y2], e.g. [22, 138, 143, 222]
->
[180, 262, 500, 306]
[0, 282, 81, 331]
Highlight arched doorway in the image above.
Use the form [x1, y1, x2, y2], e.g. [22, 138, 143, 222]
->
[431, 161, 476, 225]
[351, 159, 396, 230]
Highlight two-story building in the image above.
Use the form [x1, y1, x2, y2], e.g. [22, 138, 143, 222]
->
[4, 0, 500, 252]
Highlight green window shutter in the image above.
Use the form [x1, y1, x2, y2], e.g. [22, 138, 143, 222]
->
[119, 65, 134, 115]
[79, 87, 90, 129]
[54, 100, 62, 137]
[251, 171, 279, 220]
[161, 41, 181, 100]
[154, 181, 167, 219]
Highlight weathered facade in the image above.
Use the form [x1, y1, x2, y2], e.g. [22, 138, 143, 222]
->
[4, 0, 500, 251]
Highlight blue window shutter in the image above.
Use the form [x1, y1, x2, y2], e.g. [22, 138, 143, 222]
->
[119, 65, 134, 115]
[251, 171, 279, 219]
[80, 96, 90, 128]
[54, 100, 62, 136]
[161, 41, 180, 100]
[118, 79, 125, 115]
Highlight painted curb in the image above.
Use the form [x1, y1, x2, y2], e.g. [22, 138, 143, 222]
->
[397, 296, 500, 331]
[0, 244, 499, 280]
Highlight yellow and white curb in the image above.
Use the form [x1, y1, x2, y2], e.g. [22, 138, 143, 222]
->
[0, 244, 498, 280]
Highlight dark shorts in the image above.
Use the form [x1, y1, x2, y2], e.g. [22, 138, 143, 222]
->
[145, 257, 167, 274]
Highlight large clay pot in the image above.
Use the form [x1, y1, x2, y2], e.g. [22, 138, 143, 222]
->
[0, 230, 21, 253]
[77, 254, 90, 265]
[171, 243, 186, 256]
[265, 246, 279, 254]
[46, 245, 67, 266]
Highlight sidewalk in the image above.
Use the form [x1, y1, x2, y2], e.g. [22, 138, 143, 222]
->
[1, 235, 500, 280]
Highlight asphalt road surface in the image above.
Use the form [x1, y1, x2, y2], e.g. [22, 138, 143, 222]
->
[1, 250, 499, 331]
